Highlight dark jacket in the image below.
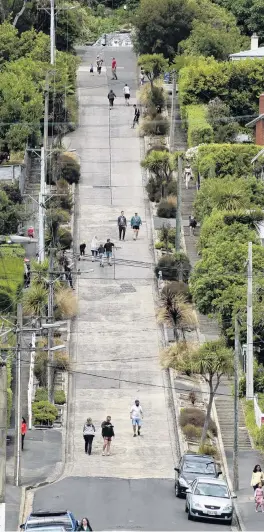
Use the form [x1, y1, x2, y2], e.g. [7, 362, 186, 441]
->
[108, 91, 116, 101]
[78, 522, 92, 531]
[118, 215, 127, 227]
[101, 421, 115, 438]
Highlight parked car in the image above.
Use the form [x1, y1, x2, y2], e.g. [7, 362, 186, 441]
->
[20, 511, 78, 531]
[185, 476, 236, 524]
[174, 453, 221, 497]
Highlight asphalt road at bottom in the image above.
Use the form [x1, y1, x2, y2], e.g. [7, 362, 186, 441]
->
[33, 477, 233, 531]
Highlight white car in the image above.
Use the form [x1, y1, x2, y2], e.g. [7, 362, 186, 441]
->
[185, 477, 236, 525]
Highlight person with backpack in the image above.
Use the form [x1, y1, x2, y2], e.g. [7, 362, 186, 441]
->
[189, 215, 197, 236]
[83, 418, 96, 455]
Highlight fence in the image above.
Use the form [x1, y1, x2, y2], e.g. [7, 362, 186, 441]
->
[254, 395, 264, 428]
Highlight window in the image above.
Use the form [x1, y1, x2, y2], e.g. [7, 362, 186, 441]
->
[194, 483, 229, 499]
[183, 460, 215, 475]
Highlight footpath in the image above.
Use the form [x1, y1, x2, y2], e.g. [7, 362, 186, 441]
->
[6, 429, 62, 530]
[180, 175, 262, 530]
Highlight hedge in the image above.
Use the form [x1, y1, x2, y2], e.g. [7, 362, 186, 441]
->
[184, 105, 214, 147]
[179, 57, 264, 119]
[197, 144, 264, 179]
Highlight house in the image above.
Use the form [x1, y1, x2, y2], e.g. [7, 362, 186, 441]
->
[229, 34, 264, 61]
[246, 94, 264, 145]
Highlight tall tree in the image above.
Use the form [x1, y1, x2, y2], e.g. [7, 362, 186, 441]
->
[158, 292, 198, 340]
[133, 0, 195, 59]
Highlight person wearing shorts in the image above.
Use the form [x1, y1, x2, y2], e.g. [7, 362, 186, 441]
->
[130, 213, 142, 240]
[104, 238, 115, 265]
[123, 84, 130, 105]
[130, 399, 143, 437]
[98, 243, 105, 267]
[101, 416, 115, 455]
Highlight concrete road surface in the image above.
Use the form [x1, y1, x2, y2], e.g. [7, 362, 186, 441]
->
[33, 477, 232, 531]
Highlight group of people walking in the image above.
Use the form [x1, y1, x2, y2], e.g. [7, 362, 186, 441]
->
[79, 211, 142, 265]
[82, 400, 143, 456]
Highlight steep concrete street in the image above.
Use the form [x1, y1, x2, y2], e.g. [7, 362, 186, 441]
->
[32, 47, 232, 530]
[63, 46, 175, 479]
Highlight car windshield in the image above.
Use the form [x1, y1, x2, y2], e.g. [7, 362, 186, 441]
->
[183, 461, 215, 474]
[27, 518, 71, 531]
[194, 482, 229, 498]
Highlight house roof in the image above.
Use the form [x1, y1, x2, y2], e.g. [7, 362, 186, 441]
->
[246, 114, 264, 127]
[229, 47, 264, 59]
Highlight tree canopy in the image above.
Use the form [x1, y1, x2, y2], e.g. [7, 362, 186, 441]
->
[133, 0, 195, 59]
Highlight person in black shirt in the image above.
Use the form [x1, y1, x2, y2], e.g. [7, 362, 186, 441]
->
[101, 415, 115, 456]
[104, 239, 115, 266]
[117, 211, 127, 241]
[132, 105, 140, 128]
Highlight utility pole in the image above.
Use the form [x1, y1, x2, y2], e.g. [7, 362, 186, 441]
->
[246, 241, 253, 401]
[233, 314, 240, 492]
[14, 303, 22, 487]
[169, 71, 176, 153]
[50, 0, 55, 66]
[0, 360, 7, 532]
[28, 329, 36, 430]
[47, 249, 55, 403]
[39, 74, 50, 263]
[175, 156, 182, 252]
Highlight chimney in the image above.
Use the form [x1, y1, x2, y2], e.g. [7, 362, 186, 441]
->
[251, 33, 259, 51]
[259, 94, 264, 114]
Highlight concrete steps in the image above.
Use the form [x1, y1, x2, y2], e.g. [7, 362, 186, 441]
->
[215, 393, 252, 450]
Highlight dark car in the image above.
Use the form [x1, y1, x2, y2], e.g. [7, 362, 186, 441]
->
[174, 453, 221, 498]
[21, 511, 78, 531]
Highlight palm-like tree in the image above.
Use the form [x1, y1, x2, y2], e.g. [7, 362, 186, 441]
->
[23, 285, 48, 316]
[160, 340, 199, 371]
[158, 292, 198, 340]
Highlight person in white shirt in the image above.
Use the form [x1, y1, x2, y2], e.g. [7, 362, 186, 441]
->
[130, 399, 143, 437]
[123, 83, 130, 106]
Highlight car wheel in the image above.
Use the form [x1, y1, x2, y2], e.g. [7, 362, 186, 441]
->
[185, 503, 188, 513]
[188, 509, 194, 521]
[175, 482, 181, 498]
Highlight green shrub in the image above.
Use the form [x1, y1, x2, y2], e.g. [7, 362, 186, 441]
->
[185, 105, 214, 147]
[197, 144, 264, 179]
[182, 423, 202, 440]
[199, 444, 218, 458]
[32, 400, 58, 426]
[255, 426, 264, 448]
[157, 196, 176, 218]
[180, 407, 217, 436]
[155, 241, 174, 251]
[60, 154, 80, 185]
[162, 281, 191, 301]
[146, 177, 177, 203]
[179, 57, 264, 120]
[140, 115, 169, 137]
[34, 351, 48, 387]
[155, 252, 191, 282]
[158, 226, 176, 245]
[35, 387, 48, 402]
[46, 227, 72, 250]
[54, 389, 66, 405]
[0, 290, 13, 312]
